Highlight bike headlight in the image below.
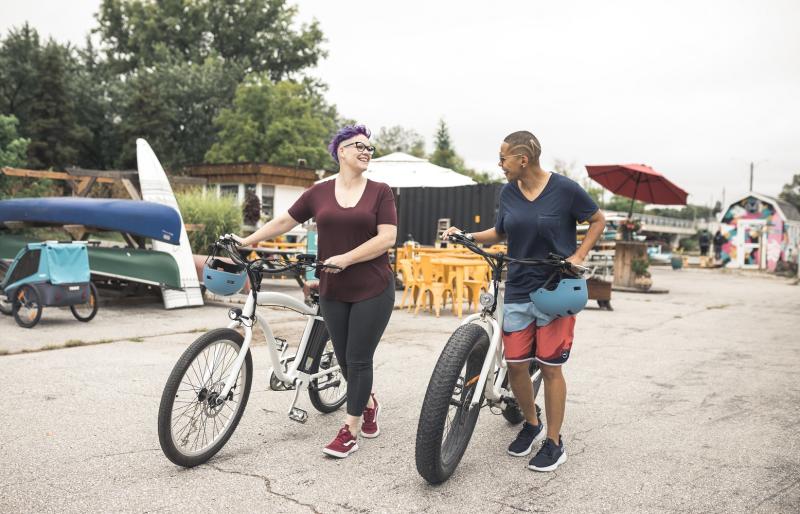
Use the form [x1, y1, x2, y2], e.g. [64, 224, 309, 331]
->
[479, 292, 494, 307]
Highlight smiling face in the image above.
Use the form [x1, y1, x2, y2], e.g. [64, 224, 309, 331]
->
[337, 134, 373, 173]
[498, 142, 527, 182]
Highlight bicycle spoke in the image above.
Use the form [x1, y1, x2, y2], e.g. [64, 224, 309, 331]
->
[168, 338, 249, 457]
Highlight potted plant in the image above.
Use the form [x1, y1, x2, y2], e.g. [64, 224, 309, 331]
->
[670, 249, 684, 270]
[631, 257, 652, 290]
[619, 218, 641, 241]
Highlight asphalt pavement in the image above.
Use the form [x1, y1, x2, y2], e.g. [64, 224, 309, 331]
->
[1, 268, 798, 513]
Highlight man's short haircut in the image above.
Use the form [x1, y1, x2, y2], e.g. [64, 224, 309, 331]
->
[503, 131, 542, 165]
[328, 124, 371, 164]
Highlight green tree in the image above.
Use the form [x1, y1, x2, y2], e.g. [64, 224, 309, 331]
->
[429, 119, 502, 184]
[205, 78, 337, 168]
[373, 126, 425, 158]
[779, 173, 800, 211]
[0, 115, 28, 168]
[429, 119, 463, 171]
[25, 40, 91, 170]
[95, 0, 326, 81]
[0, 24, 41, 135]
[605, 194, 646, 214]
[0, 114, 54, 199]
[111, 51, 238, 170]
[71, 36, 117, 170]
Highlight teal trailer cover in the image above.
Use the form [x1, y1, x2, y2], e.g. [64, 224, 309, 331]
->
[44, 243, 90, 284]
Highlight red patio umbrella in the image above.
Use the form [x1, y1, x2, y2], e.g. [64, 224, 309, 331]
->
[585, 163, 688, 218]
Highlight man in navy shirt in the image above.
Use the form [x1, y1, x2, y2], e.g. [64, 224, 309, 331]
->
[444, 130, 605, 472]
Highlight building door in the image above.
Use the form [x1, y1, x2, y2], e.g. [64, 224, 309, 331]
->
[737, 220, 765, 269]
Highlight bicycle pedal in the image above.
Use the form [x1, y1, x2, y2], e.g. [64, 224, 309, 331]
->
[289, 407, 308, 423]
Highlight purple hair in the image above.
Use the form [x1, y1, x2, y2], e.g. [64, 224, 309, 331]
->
[328, 124, 371, 164]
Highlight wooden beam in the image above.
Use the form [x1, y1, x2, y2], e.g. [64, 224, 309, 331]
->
[1, 167, 115, 183]
[66, 167, 138, 179]
[75, 176, 98, 197]
[120, 178, 141, 200]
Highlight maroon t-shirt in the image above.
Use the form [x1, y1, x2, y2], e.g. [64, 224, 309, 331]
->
[288, 179, 397, 302]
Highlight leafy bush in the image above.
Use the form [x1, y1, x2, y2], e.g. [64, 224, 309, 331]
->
[176, 189, 242, 254]
[631, 258, 650, 277]
[679, 237, 698, 252]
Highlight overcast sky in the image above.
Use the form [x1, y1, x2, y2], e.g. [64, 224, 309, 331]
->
[2, 0, 799, 207]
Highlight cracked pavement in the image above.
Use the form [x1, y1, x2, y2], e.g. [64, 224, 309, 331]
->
[1, 268, 799, 512]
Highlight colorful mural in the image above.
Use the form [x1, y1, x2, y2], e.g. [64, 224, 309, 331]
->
[719, 195, 788, 271]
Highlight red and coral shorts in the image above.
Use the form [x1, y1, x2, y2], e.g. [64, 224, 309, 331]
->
[502, 301, 576, 365]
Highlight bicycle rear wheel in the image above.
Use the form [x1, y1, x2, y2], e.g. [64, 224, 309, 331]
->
[415, 323, 489, 484]
[308, 337, 347, 413]
[158, 328, 252, 467]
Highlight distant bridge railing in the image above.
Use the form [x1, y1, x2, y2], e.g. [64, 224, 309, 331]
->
[603, 210, 699, 235]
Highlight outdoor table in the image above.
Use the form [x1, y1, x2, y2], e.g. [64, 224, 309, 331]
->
[431, 257, 489, 317]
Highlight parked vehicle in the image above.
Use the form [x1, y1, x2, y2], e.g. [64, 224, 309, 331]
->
[0, 241, 98, 328]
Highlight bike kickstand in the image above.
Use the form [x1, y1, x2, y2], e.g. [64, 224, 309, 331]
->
[287, 380, 308, 423]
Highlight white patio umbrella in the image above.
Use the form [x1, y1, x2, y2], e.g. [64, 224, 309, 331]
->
[317, 152, 476, 188]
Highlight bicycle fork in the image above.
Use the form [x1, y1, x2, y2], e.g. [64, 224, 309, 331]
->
[460, 313, 504, 409]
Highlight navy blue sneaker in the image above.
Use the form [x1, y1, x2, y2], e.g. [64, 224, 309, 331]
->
[528, 436, 567, 472]
[507, 421, 545, 457]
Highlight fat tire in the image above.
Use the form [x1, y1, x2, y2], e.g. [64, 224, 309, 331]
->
[415, 323, 489, 484]
[157, 328, 252, 467]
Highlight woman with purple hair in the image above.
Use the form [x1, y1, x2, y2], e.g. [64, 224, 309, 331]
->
[234, 125, 397, 458]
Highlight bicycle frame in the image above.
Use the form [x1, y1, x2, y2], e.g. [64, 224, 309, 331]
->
[214, 288, 341, 421]
[458, 280, 537, 410]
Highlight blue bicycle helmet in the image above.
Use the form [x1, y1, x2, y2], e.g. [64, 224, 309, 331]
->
[530, 275, 588, 320]
[203, 258, 247, 296]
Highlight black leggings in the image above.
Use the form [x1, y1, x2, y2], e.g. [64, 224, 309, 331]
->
[319, 280, 395, 417]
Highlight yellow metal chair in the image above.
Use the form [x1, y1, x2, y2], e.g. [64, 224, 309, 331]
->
[414, 255, 451, 317]
[397, 259, 419, 311]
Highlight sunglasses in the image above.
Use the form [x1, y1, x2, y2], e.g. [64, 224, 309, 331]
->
[498, 153, 524, 164]
[342, 141, 376, 155]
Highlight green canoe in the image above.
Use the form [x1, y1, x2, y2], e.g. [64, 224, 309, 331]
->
[0, 235, 182, 289]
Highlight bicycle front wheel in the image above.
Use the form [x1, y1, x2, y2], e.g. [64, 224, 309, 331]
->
[158, 329, 253, 467]
[415, 323, 489, 484]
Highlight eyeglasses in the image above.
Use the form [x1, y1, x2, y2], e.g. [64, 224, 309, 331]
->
[499, 153, 524, 164]
[342, 141, 375, 155]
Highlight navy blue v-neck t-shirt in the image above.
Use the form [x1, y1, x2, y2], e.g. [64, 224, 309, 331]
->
[494, 173, 599, 303]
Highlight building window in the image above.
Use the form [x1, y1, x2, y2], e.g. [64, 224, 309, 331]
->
[220, 184, 238, 200]
[261, 185, 275, 219]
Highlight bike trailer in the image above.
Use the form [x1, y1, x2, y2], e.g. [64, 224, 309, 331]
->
[1, 241, 92, 306]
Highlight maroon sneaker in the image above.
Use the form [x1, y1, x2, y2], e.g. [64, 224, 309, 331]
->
[361, 394, 380, 438]
[322, 425, 359, 458]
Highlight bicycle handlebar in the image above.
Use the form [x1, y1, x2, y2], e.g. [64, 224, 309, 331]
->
[213, 237, 342, 274]
[445, 233, 589, 276]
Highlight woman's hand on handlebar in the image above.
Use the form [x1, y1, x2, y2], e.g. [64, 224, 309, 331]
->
[322, 254, 350, 273]
[220, 234, 245, 246]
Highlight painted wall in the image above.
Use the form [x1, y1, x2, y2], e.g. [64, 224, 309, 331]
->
[718, 196, 787, 270]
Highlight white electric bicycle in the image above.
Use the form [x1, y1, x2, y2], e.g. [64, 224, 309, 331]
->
[415, 233, 587, 484]
[157, 239, 346, 467]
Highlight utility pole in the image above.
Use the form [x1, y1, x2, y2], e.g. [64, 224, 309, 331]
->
[749, 161, 754, 191]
